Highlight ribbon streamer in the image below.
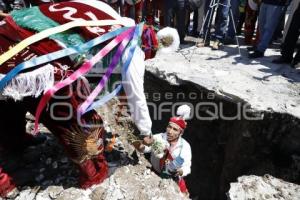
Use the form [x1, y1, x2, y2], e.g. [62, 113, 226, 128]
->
[34, 27, 135, 133]
[85, 24, 143, 113]
[77, 26, 139, 115]
[0, 27, 129, 91]
[0, 19, 127, 65]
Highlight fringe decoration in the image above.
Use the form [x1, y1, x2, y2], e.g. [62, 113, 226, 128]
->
[11, 7, 85, 47]
[0, 64, 54, 100]
[62, 124, 104, 164]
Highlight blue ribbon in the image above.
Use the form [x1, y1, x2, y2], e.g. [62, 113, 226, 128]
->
[0, 27, 129, 91]
[85, 23, 143, 113]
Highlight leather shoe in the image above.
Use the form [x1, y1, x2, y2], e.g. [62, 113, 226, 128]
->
[196, 40, 210, 47]
[212, 39, 222, 50]
[292, 62, 300, 68]
[247, 46, 256, 52]
[272, 56, 292, 64]
[249, 50, 264, 58]
[223, 37, 235, 45]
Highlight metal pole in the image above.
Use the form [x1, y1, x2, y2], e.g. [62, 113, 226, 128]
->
[229, 7, 241, 55]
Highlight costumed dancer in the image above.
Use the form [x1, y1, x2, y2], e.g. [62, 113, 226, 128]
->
[0, 0, 155, 197]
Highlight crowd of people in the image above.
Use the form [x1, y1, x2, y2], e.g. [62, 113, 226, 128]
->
[98, 0, 299, 67]
[99, 0, 299, 67]
[1, 0, 299, 67]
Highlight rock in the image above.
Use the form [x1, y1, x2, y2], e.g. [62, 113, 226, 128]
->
[35, 174, 45, 182]
[228, 175, 300, 200]
[60, 157, 68, 164]
[52, 161, 58, 169]
[45, 158, 52, 165]
[56, 188, 91, 200]
[39, 168, 45, 173]
[35, 186, 64, 199]
[90, 186, 106, 200]
[54, 176, 65, 184]
[16, 187, 40, 200]
[22, 148, 42, 163]
[42, 180, 53, 186]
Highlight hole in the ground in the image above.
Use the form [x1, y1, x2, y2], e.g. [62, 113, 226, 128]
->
[144, 72, 300, 200]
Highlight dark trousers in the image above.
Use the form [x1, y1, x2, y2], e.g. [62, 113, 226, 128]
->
[281, 2, 300, 63]
[192, 0, 210, 35]
[214, 0, 240, 40]
[164, 0, 187, 42]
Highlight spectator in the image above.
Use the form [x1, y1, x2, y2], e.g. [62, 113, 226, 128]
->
[196, 0, 240, 50]
[191, 0, 209, 37]
[164, 0, 188, 43]
[212, 0, 240, 49]
[272, 0, 300, 68]
[124, 0, 144, 23]
[248, 0, 288, 58]
[236, 0, 247, 35]
[0, 0, 8, 18]
[244, 0, 260, 45]
[143, 0, 155, 25]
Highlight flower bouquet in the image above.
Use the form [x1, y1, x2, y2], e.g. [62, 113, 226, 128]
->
[151, 135, 169, 159]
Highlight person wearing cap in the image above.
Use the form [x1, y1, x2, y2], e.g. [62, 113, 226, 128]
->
[138, 105, 192, 194]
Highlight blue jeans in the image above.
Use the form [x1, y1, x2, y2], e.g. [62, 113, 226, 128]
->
[214, 0, 240, 41]
[256, 3, 285, 53]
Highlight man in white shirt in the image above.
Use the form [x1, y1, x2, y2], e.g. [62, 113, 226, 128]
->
[139, 105, 192, 193]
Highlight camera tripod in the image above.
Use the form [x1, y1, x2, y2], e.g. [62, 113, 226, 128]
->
[199, 0, 241, 55]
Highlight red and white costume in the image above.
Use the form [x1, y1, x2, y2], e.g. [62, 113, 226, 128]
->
[0, 0, 152, 197]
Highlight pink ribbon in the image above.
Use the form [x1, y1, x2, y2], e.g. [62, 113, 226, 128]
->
[34, 27, 135, 133]
[78, 27, 136, 116]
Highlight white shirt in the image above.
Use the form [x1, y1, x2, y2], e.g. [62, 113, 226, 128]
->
[145, 132, 192, 177]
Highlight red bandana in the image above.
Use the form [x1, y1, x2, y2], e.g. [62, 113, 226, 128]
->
[169, 117, 186, 130]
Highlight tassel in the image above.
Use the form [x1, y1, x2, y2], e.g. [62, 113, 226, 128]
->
[176, 105, 191, 120]
[0, 64, 54, 100]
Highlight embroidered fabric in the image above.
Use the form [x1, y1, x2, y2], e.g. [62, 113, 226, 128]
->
[11, 6, 85, 47]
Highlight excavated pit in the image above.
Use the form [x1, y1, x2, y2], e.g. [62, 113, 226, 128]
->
[144, 71, 300, 200]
